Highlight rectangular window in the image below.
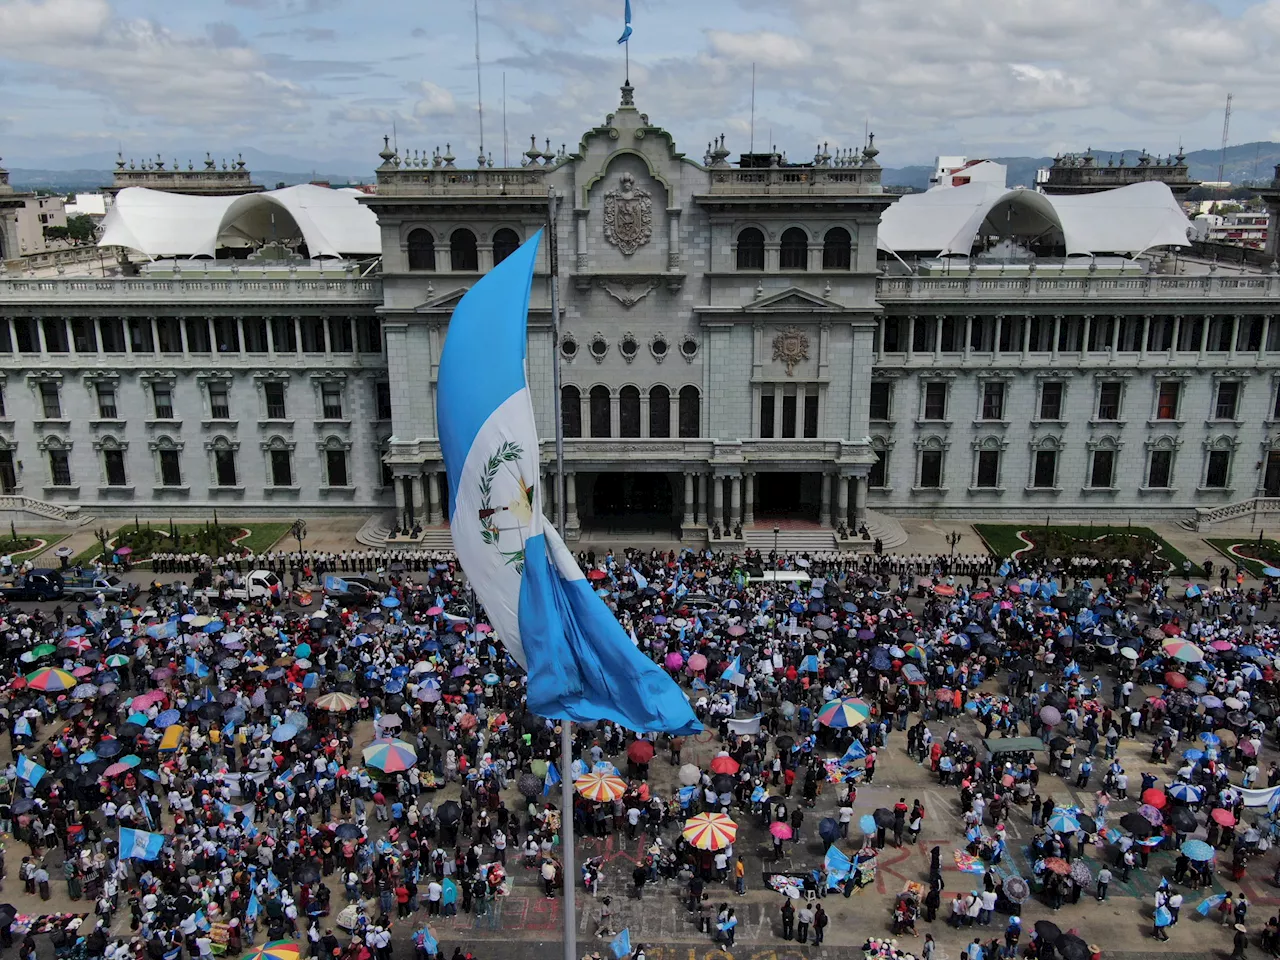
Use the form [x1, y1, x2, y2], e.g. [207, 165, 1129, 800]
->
[155, 317, 182, 353]
[1205, 450, 1231, 489]
[919, 450, 943, 488]
[1148, 450, 1173, 489]
[326, 449, 349, 487]
[214, 450, 237, 487]
[243, 319, 269, 353]
[270, 449, 293, 487]
[95, 384, 117, 420]
[781, 394, 797, 438]
[975, 450, 1001, 488]
[127, 318, 154, 353]
[760, 394, 775, 438]
[271, 317, 297, 352]
[0, 386, 6, 418]
[103, 449, 127, 487]
[41, 318, 68, 353]
[1032, 450, 1057, 489]
[38, 382, 61, 419]
[152, 385, 174, 420]
[0, 451, 18, 494]
[803, 393, 818, 438]
[869, 450, 887, 488]
[882, 318, 903, 353]
[70, 319, 97, 353]
[1039, 381, 1063, 420]
[264, 383, 287, 420]
[1096, 381, 1122, 420]
[869, 382, 891, 421]
[1156, 381, 1180, 420]
[0, 321, 12, 353]
[159, 449, 182, 487]
[100, 318, 126, 353]
[923, 382, 947, 421]
[300, 317, 327, 353]
[48, 450, 71, 487]
[980, 381, 1005, 421]
[321, 384, 343, 420]
[375, 382, 392, 421]
[1090, 450, 1115, 488]
[213, 317, 240, 353]
[1214, 381, 1240, 420]
[327, 317, 353, 353]
[356, 317, 382, 354]
[1274, 385, 1280, 421]
[13, 318, 38, 354]
[184, 318, 211, 354]
[208, 385, 230, 420]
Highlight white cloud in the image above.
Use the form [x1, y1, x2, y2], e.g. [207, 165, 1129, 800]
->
[706, 30, 810, 67]
[413, 80, 458, 118]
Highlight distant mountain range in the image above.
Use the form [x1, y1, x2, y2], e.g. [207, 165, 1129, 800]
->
[7, 141, 1280, 193]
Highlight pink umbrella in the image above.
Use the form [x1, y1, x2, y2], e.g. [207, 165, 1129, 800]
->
[664, 652, 684, 670]
[426, 606, 443, 616]
[687, 653, 708, 672]
[475, 624, 492, 634]
[72, 666, 94, 678]
[1242, 740, 1259, 757]
[769, 821, 793, 840]
[1209, 639, 1235, 652]
[727, 625, 747, 637]
[104, 762, 131, 777]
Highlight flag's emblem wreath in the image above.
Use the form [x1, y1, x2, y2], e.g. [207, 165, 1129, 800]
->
[476, 440, 531, 574]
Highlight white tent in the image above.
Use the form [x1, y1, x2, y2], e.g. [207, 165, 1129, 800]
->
[878, 180, 1191, 257]
[99, 183, 381, 259]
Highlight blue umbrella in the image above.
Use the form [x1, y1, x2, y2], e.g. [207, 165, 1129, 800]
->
[390, 665, 410, 679]
[126, 712, 149, 726]
[76, 750, 97, 763]
[484, 673, 500, 686]
[224, 706, 246, 724]
[155, 709, 180, 728]
[1168, 781, 1203, 802]
[63, 626, 86, 638]
[384, 679, 404, 694]
[788, 601, 805, 614]
[1199, 732, 1220, 747]
[140, 769, 159, 781]
[1182, 748, 1204, 761]
[869, 648, 893, 671]
[964, 623, 984, 634]
[96, 739, 122, 758]
[1263, 567, 1280, 578]
[295, 643, 312, 659]
[859, 814, 876, 835]
[203, 620, 224, 634]
[1046, 809, 1080, 833]
[1240, 645, 1263, 658]
[1241, 663, 1263, 681]
[1181, 839, 1215, 861]
[381, 596, 400, 609]
[272, 724, 298, 742]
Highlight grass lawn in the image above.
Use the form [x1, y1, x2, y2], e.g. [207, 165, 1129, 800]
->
[1205, 537, 1280, 577]
[75, 521, 291, 565]
[0, 533, 72, 564]
[974, 523, 1191, 573]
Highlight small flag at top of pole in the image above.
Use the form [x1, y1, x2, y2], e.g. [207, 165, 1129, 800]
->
[618, 0, 632, 44]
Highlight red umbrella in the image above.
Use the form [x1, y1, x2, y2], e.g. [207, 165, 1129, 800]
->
[1164, 672, 1188, 690]
[627, 740, 655, 764]
[709, 755, 740, 775]
[1141, 788, 1167, 809]
[1211, 808, 1236, 827]
[1161, 623, 1183, 636]
[587, 570, 608, 581]
[934, 584, 957, 597]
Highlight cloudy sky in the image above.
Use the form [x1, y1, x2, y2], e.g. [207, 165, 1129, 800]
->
[0, 0, 1277, 172]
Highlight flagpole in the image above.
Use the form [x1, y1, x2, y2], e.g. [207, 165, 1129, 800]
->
[547, 185, 577, 960]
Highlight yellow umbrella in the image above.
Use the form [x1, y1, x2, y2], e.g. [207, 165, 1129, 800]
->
[682, 812, 738, 850]
[574, 772, 627, 803]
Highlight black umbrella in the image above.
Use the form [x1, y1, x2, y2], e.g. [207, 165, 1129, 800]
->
[438, 800, 461, 824]
[266, 686, 289, 703]
[819, 818, 840, 843]
[96, 739, 122, 758]
[197, 702, 223, 721]
[334, 823, 362, 840]
[1169, 806, 1198, 832]
[873, 807, 895, 828]
[117, 722, 144, 738]
[0, 904, 15, 925]
[1120, 812, 1153, 837]
[296, 864, 321, 884]
[517, 773, 542, 798]
[712, 773, 735, 793]
[1076, 813, 1097, 834]
[1058, 934, 1089, 960]
[10, 799, 33, 816]
[1049, 736, 1069, 750]
[62, 702, 85, 718]
[775, 735, 795, 752]
[1034, 921, 1062, 942]
[295, 730, 318, 751]
[217, 689, 238, 705]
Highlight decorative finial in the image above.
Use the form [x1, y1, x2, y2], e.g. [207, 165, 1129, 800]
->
[620, 78, 635, 107]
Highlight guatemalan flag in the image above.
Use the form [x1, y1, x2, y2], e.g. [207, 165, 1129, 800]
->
[15, 754, 45, 786]
[437, 233, 698, 734]
[118, 827, 166, 861]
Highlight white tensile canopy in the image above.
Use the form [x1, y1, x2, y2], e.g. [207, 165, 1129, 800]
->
[878, 180, 1192, 257]
[98, 183, 381, 259]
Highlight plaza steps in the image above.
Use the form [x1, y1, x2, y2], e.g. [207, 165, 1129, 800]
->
[742, 510, 908, 555]
[356, 513, 454, 552]
[0, 495, 94, 528]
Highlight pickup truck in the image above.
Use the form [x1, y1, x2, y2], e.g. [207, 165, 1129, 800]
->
[63, 574, 139, 603]
[196, 569, 285, 606]
[0, 569, 64, 602]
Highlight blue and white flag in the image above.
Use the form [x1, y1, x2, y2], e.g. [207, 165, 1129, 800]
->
[118, 827, 166, 861]
[437, 234, 698, 735]
[610, 928, 632, 960]
[617, 0, 632, 44]
[723, 655, 746, 687]
[544, 760, 561, 796]
[246, 893, 261, 920]
[631, 567, 648, 591]
[15, 754, 45, 786]
[841, 739, 868, 763]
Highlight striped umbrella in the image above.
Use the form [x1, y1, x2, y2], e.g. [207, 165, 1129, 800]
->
[816, 697, 872, 728]
[574, 772, 628, 804]
[61, 637, 92, 653]
[361, 738, 418, 773]
[240, 942, 303, 960]
[25, 667, 76, 692]
[682, 812, 738, 850]
[1168, 781, 1203, 803]
[106, 654, 131, 667]
[314, 692, 358, 712]
[1046, 808, 1080, 834]
[1162, 639, 1205, 663]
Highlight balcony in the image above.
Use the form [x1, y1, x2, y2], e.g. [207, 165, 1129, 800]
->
[876, 273, 1280, 301]
[699, 166, 886, 197]
[0, 275, 383, 304]
[374, 168, 549, 198]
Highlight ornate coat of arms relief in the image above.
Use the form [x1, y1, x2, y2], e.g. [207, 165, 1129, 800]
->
[772, 326, 810, 376]
[603, 171, 653, 255]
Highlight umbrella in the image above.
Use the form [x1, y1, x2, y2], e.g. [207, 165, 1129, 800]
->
[1034, 921, 1062, 942]
[678, 764, 701, 786]
[872, 808, 895, 829]
[687, 653, 708, 672]
[1039, 706, 1061, 727]
[818, 818, 840, 843]
[1058, 934, 1090, 960]
[334, 823, 362, 840]
[96, 739, 122, 758]
[664, 652, 684, 670]
[626, 740, 655, 764]
[240, 942, 302, 960]
[1211, 807, 1237, 827]
[154, 709, 180, 728]
[574, 772, 627, 803]
[272, 724, 298, 743]
[1004, 876, 1029, 904]
[1163, 639, 1204, 663]
[0, 904, 14, 925]
[1046, 809, 1080, 833]
[1137, 804, 1164, 825]
[1181, 838, 1216, 861]
[362, 738, 418, 773]
[682, 813, 738, 850]
[117, 722, 144, 739]
[1141, 788, 1167, 809]
[437, 800, 461, 824]
[315, 692, 359, 712]
[1215, 729, 1239, 748]
[1069, 860, 1093, 885]
[1119, 812, 1153, 837]
[1169, 807, 1199, 832]
[517, 773, 542, 798]
[709, 755, 739, 775]
[816, 697, 872, 728]
[24, 667, 76, 691]
[769, 821, 793, 840]
[709, 773, 734, 794]
[1164, 671, 1188, 690]
[1200, 732, 1220, 747]
[1043, 857, 1070, 876]
[72, 683, 98, 699]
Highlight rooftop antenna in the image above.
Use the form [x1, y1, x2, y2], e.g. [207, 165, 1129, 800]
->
[749, 62, 756, 155]
[392, 121, 398, 156]
[474, 0, 485, 159]
[1218, 91, 1232, 189]
[502, 71, 508, 167]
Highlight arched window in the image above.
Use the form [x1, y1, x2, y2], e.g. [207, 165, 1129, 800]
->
[736, 227, 765, 270]
[450, 228, 478, 271]
[678, 386, 700, 438]
[492, 228, 520, 266]
[649, 385, 671, 438]
[407, 229, 436, 271]
[822, 227, 852, 270]
[561, 386, 581, 438]
[619, 386, 641, 438]
[780, 227, 808, 271]
[589, 386, 611, 438]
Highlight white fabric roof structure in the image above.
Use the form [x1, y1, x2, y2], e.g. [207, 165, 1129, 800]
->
[98, 183, 380, 259]
[878, 180, 1191, 257]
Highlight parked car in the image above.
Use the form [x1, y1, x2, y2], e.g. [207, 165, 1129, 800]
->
[62, 574, 139, 603]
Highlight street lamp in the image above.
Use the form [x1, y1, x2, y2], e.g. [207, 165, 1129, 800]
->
[946, 530, 963, 557]
[290, 518, 307, 557]
[773, 526, 780, 571]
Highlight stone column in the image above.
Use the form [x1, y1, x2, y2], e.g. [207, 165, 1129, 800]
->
[712, 475, 724, 530]
[412, 474, 427, 524]
[836, 475, 850, 528]
[401, 477, 415, 528]
[819, 472, 832, 527]
[729, 475, 742, 528]
[795, 384, 807, 438]
[854, 475, 869, 524]
[905, 315, 915, 363]
[1199, 314, 1210, 359]
[565, 472, 579, 529]
[1260, 316, 1272, 362]
[394, 477, 407, 529]
[934, 315, 944, 363]
[743, 473, 755, 527]
[1021, 315, 1031, 361]
[1229, 314, 1241, 360]
[427, 472, 442, 525]
[1080, 314, 1091, 355]
[682, 473, 695, 527]
[773, 384, 785, 437]
[1052, 314, 1063, 361]
[696, 474, 708, 526]
[542, 470, 555, 521]
[994, 314, 1004, 355]
[963, 315, 973, 361]
[640, 394, 650, 438]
